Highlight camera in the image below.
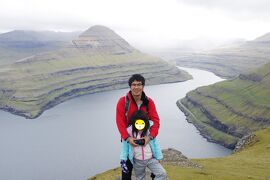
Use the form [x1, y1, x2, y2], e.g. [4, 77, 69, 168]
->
[134, 139, 145, 146]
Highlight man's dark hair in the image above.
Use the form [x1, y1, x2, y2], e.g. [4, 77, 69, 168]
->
[128, 74, 145, 87]
[130, 110, 150, 138]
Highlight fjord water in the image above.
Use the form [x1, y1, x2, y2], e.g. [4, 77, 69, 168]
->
[0, 67, 231, 180]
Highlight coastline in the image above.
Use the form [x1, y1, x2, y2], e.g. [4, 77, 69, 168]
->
[176, 99, 237, 149]
[0, 72, 191, 119]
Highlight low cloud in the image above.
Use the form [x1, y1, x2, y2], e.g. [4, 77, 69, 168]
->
[178, 0, 270, 18]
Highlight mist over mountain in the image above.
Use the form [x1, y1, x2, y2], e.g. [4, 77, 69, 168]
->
[171, 32, 270, 78]
[0, 30, 81, 66]
[0, 30, 80, 42]
[143, 38, 246, 61]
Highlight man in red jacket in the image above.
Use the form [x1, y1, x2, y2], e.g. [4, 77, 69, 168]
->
[116, 74, 160, 180]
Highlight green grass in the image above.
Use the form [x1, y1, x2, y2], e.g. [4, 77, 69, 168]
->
[89, 127, 270, 180]
[179, 63, 270, 147]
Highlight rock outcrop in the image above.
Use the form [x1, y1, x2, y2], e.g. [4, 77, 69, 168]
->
[233, 133, 258, 153]
[161, 148, 202, 168]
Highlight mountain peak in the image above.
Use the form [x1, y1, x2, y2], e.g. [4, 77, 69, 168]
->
[72, 25, 134, 54]
[84, 25, 114, 33]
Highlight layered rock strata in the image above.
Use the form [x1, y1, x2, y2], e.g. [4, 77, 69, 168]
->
[177, 63, 270, 149]
[0, 25, 191, 119]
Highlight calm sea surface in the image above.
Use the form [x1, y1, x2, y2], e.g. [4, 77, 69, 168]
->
[0, 67, 232, 180]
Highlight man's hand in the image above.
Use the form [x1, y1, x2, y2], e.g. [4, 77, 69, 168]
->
[128, 137, 138, 147]
[143, 136, 151, 146]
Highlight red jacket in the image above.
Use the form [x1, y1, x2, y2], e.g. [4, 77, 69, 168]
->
[116, 91, 160, 140]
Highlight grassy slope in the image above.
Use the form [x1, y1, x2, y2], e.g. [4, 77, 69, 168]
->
[179, 63, 270, 148]
[0, 48, 191, 118]
[89, 127, 270, 179]
[89, 63, 270, 180]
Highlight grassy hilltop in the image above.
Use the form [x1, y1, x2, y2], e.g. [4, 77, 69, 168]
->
[0, 25, 191, 119]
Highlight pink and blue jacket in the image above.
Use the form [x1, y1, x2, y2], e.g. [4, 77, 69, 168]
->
[120, 121, 163, 164]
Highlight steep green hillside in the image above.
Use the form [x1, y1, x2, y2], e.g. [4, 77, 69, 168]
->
[178, 63, 270, 148]
[174, 34, 270, 78]
[0, 26, 191, 119]
[90, 127, 270, 179]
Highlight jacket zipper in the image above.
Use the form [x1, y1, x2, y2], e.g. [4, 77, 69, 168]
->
[142, 146, 145, 160]
[138, 131, 145, 160]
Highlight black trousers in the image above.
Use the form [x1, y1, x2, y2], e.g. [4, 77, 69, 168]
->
[122, 158, 133, 180]
[122, 159, 133, 180]
[121, 158, 155, 180]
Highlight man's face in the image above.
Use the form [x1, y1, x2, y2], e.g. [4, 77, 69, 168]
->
[130, 80, 144, 97]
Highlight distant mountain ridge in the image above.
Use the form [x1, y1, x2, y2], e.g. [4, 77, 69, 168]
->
[174, 32, 270, 78]
[0, 25, 191, 119]
[254, 32, 270, 42]
[0, 30, 80, 42]
[0, 30, 81, 66]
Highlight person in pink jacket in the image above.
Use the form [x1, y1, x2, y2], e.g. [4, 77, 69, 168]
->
[120, 110, 167, 180]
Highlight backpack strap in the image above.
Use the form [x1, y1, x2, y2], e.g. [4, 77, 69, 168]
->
[125, 94, 130, 120]
[142, 92, 149, 114]
[142, 98, 149, 114]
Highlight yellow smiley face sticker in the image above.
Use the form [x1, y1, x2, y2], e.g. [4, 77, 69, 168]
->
[135, 119, 145, 130]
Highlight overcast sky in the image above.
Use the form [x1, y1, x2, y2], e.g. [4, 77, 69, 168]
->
[1, 0, 270, 48]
